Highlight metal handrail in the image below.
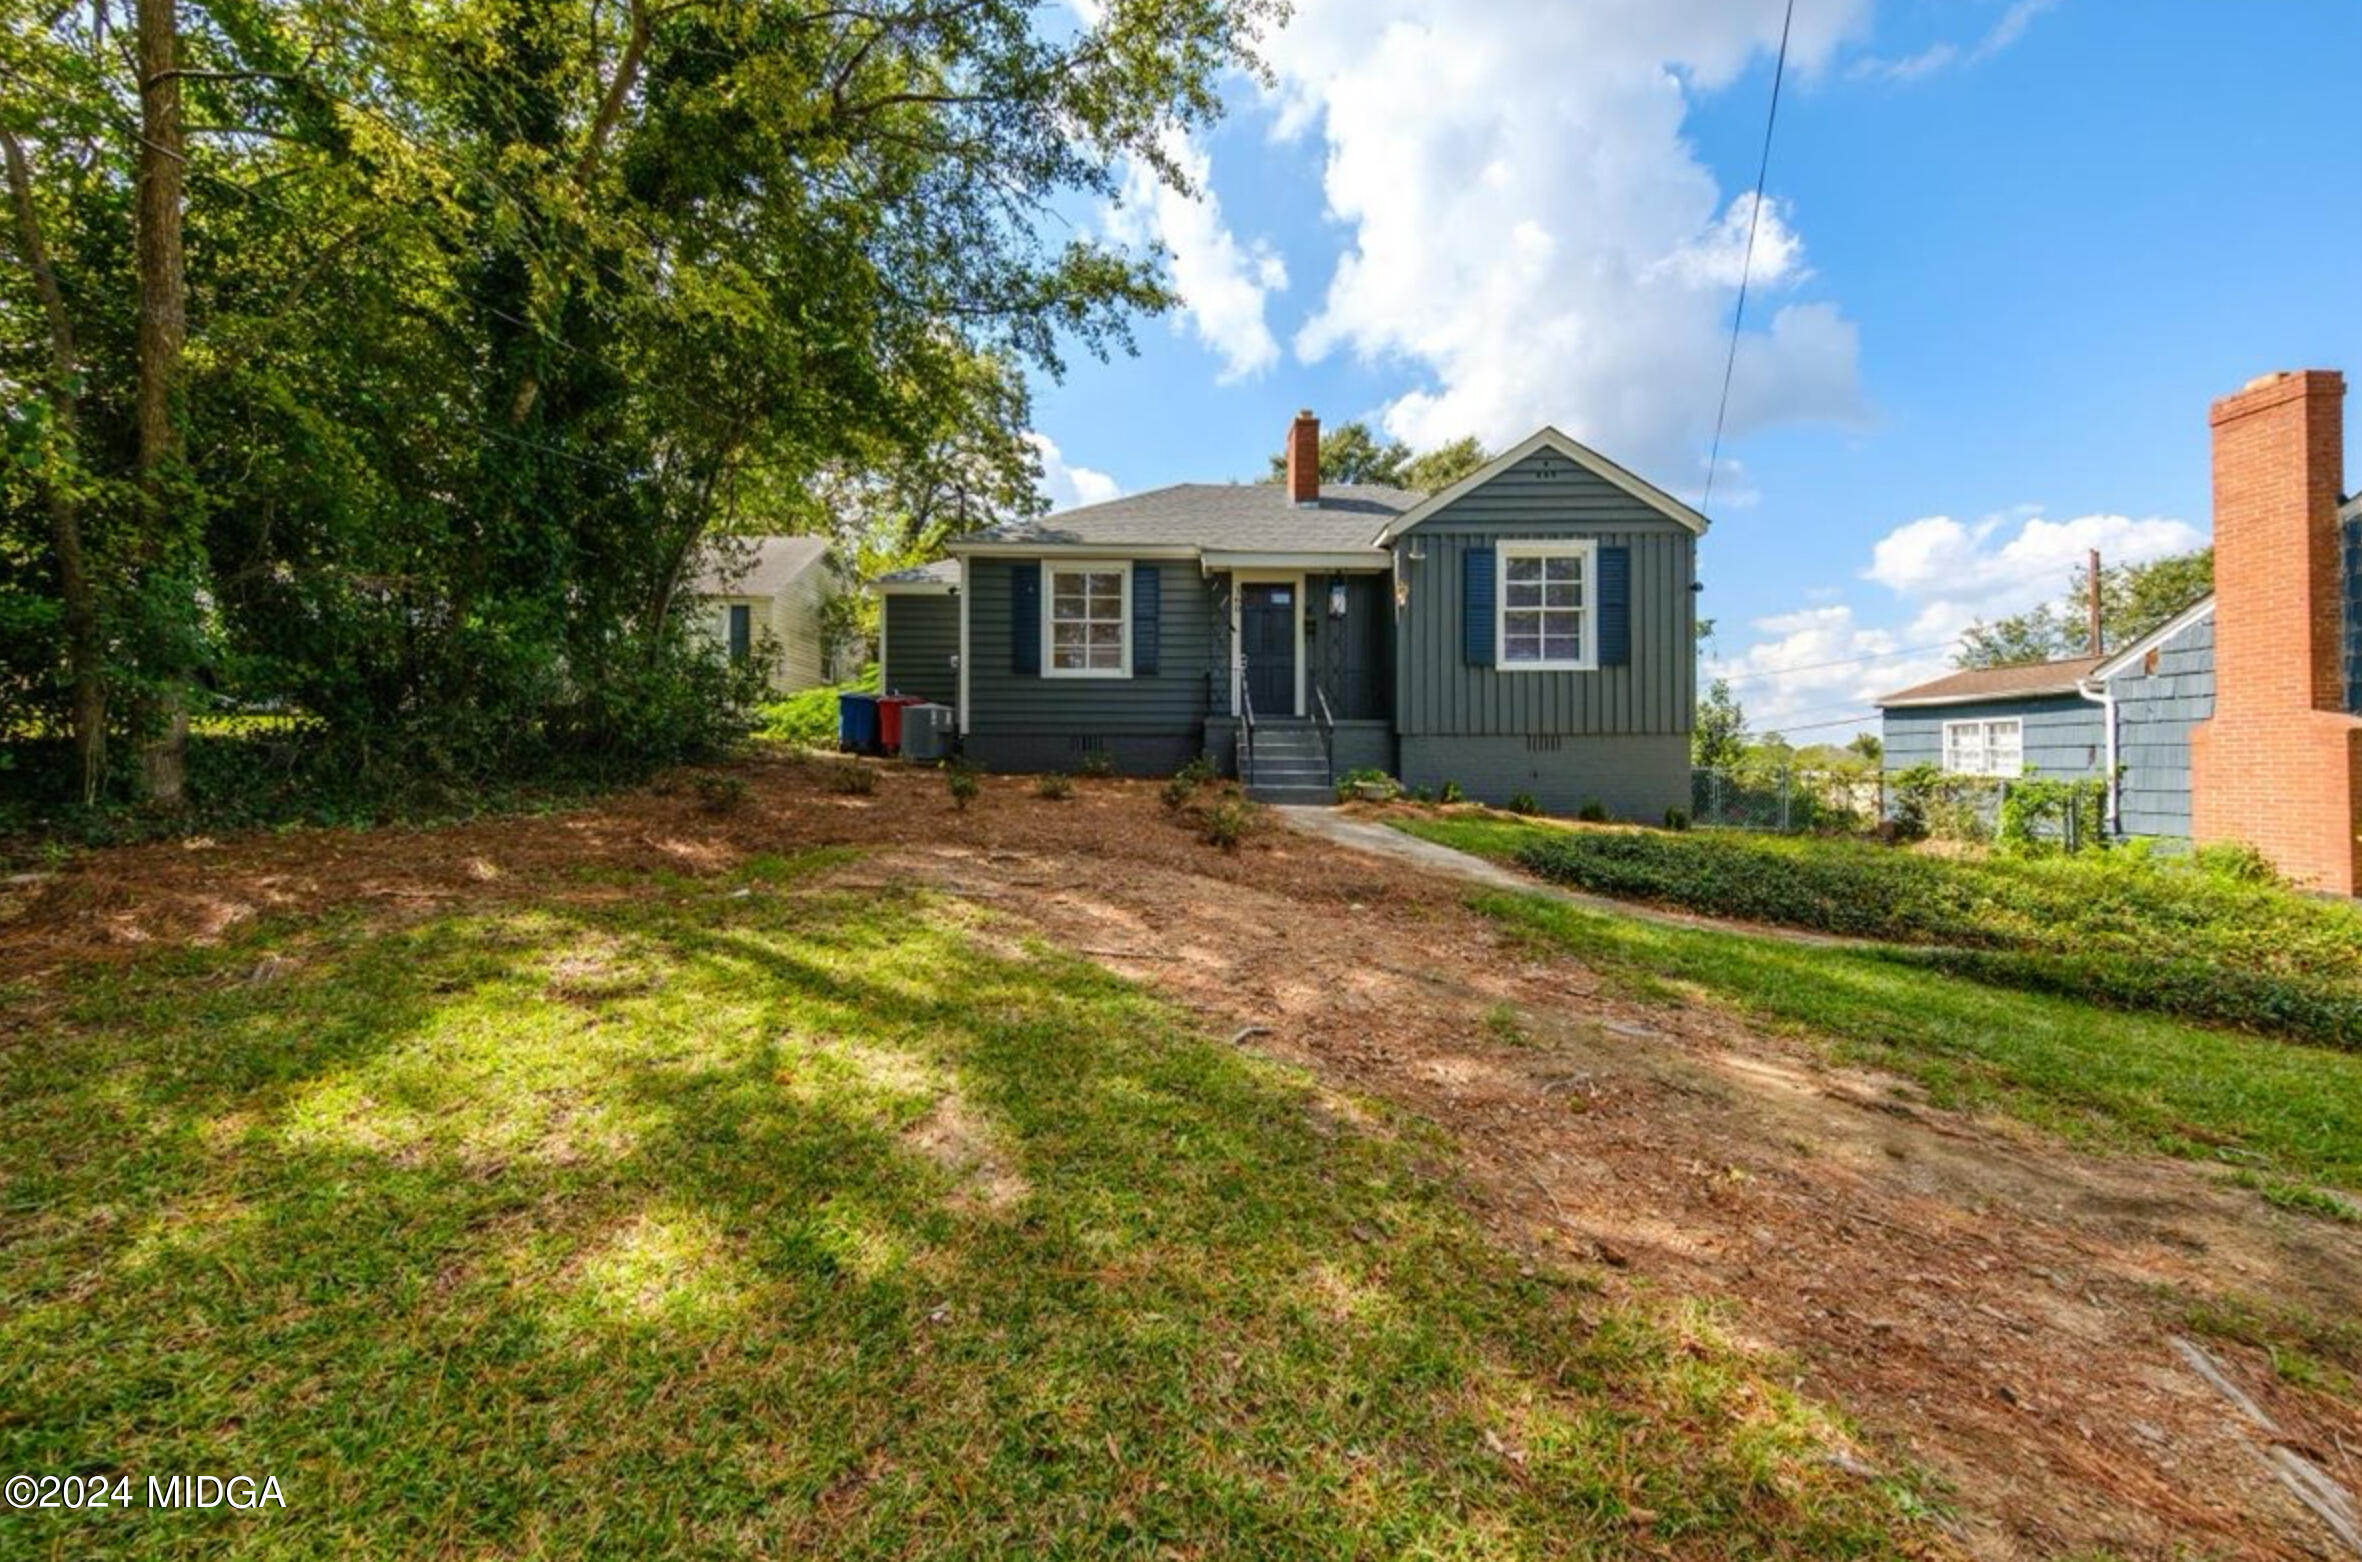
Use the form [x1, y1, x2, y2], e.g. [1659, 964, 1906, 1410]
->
[1238, 657, 1256, 784]
[1312, 680, 1335, 785]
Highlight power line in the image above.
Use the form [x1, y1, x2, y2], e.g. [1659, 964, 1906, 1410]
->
[1708, 636, 1964, 686]
[1764, 712, 1881, 735]
[1699, 0, 1797, 519]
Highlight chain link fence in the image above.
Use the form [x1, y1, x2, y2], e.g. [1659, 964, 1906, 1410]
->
[1689, 767, 2096, 849]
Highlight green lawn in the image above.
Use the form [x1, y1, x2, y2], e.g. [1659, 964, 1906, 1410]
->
[1390, 815, 2362, 1199]
[0, 849, 1935, 1559]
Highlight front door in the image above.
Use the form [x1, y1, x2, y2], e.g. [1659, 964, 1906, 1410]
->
[1239, 582, 1297, 716]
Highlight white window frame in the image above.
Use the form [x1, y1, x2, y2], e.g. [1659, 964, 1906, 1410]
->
[1941, 717, 2024, 778]
[1041, 559, 1132, 679]
[1495, 539, 1598, 672]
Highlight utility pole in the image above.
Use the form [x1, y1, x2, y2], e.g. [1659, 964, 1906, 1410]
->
[2086, 547, 2104, 655]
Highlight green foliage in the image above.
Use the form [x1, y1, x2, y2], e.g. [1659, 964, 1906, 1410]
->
[1077, 748, 1116, 779]
[1495, 825, 2362, 1048]
[1438, 780, 1466, 805]
[1200, 791, 1257, 850]
[1995, 775, 2107, 856]
[1259, 422, 1488, 492]
[1884, 764, 1995, 844]
[2194, 841, 2280, 885]
[1507, 792, 1540, 816]
[1575, 799, 1608, 823]
[1958, 549, 2213, 669]
[754, 668, 881, 749]
[0, 0, 1280, 833]
[691, 773, 746, 815]
[1160, 754, 1216, 810]
[946, 764, 980, 811]
[1691, 679, 1748, 770]
[1333, 765, 1399, 802]
[826, 761, 877, 797]
[1035, 772, 1073, 801]
[1663, 806, 1690, 832]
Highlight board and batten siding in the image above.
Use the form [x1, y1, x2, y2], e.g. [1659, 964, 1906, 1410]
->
[964, 557, 1216, 773]
[1882, 696, 2106, 778]
[2109, 614, 2214, 839]
[1393, 452, 1696, 740]
[881, 594, 959, 713]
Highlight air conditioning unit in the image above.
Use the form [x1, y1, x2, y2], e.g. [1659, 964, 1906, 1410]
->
[900, 703, 954, 762]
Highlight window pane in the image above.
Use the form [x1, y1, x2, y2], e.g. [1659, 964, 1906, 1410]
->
[1053, 595, 1087, 622]
[1090, 642, 1121, 669]
[1084, 571, 1121, 596]
[1542, 581, 1580, 608]
[1053, 622, 1086, 649]
[1505, 556, 1542, 585]
[1504, 579, 1543, 608]
[1088, 622, 1121, 648]
[1543, 631, 1581, 662]
[1544, 556, 1582, 584]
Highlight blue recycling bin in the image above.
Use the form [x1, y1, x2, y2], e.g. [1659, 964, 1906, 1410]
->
[836, 692, 880, 753]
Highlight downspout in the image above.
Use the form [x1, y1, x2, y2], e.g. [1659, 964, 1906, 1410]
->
[2075, 674, 2118, 836]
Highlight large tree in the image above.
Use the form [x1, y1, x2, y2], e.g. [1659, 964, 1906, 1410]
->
[1261, 420, 1489, 492]
[1, 0, 1280, 810]
[1956, 548, 2214, 669]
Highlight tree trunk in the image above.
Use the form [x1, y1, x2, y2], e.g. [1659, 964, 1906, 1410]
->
[134, 0, 189, 806]
[1, 128, 106, 804]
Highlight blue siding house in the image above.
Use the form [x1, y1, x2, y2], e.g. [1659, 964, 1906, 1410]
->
[1876, 598, 2222, 841]
[873, 415, 1706, 814]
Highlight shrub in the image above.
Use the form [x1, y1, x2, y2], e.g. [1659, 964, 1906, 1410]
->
[1077, 748, 1116, 779]
[1036, 772, 1074, 801]
[1438, 780, 1465, 805]
[1507, 826, 2362, 1050]
[692, 773, 746, 814]
[2194, 840, 2279, 885]
[1334, 766, 1399, 803]
[1576, 799, 1608, 823]
[824, 761, 877, 796]
[1663, 806, 1690, 832]
[1996, 774, 2107, 856]
[1201, 793, 1258, 851]
[1162, 754, 1217, 811]
[946, 764, 981, 810]
[755, 666, 881, 749]
[1507, 792, 1540, 816]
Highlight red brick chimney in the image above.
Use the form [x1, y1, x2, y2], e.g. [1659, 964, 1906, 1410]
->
[2188, 369, 2362, 894]
[1285, 410, 1321, 506]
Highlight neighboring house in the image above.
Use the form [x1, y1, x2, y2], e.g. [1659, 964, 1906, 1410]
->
[873, 412, 1704, 814]
[1875, 369, 2361, 895]
[690, 536, 842, 693]
[874, 559, 961, 716]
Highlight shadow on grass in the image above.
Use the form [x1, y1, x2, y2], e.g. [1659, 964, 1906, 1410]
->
[1, 856, 1935, 1558]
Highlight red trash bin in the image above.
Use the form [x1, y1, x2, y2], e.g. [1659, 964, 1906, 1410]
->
[875, 694, 923, 754]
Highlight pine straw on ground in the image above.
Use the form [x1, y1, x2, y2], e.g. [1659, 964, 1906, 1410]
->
[6, 749, 2359, 1561]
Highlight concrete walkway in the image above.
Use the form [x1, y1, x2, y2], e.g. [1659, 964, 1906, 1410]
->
[1274, 807, 1863, 949]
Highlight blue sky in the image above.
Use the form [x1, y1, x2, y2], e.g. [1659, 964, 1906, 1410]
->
[1025, 0, 2362, 736]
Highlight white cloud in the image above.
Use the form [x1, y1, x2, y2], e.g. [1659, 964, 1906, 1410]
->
[1025, 432, 1121, 512]
[1714, 501, 2206, 737]
[1263, 0, 1872, 488]
[1104, 129, 1287, 382]
[1850, 0, 2058, 82]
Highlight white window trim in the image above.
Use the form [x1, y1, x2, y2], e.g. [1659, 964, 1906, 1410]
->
[1940, 717, 2024, 778]
[1041, 559, 1132, 679]
[1495, 539, 1598, 673]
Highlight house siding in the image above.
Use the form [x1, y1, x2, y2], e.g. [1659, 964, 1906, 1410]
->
[881, 594, 960, 714]
[768, 555, 837, 691]
[2109, 615, 2215, 839]
[1882, 696, 2106, 778]
[1400, 734, 1691, 819]
[1393, 453, 1696, 740]
[964, 557, 1216, 775]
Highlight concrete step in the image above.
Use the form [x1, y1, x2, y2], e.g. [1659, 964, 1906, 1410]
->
[1247, 786, 1335, 805]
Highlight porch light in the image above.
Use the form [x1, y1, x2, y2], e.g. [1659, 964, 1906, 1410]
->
[1327, 578, 1348, 619]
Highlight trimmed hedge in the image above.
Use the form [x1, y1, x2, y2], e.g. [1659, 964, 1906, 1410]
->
[1511, 828, 2362, 1050]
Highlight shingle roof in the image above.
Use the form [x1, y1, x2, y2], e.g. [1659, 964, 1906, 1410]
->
[691, 535, 831, 597]
[955, 483, 1418, 552]
[874, 559, 959, 588]
[1876, 656, 2106, 708]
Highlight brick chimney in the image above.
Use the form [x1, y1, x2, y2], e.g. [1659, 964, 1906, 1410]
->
[2188, 369, 2362, 894]
[1285, 410, 1320, 506]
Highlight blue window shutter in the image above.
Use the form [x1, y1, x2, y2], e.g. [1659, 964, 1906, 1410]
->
[1011, 562, 1041, 675]
[1463, 546, 1496, 667]
[1132, 562, 1161, 675]
[1599, 546, 1631, 667]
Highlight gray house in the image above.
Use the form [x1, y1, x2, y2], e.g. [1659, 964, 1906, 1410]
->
[873, 414, 1704, 812]
[1876, 597, 2219, 840]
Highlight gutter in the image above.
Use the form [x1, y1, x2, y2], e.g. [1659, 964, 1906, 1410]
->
[2074, 674, 2118, 836]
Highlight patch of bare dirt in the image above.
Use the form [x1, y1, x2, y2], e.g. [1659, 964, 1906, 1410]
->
[6, 752, 2358, 1559]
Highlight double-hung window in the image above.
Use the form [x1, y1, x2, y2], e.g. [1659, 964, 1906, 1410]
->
[1941, 717, 2023, 777]
[1045, 562, 1130, 677]
[1498, 540, 1596, 671]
